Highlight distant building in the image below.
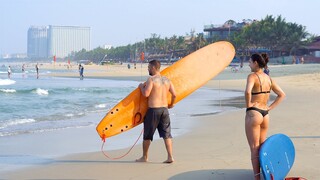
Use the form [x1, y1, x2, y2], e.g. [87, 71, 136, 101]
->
[1, 54, 11, 59]
[27, 26, 49, 58]
[11, 53, 28, 59]
[298, 36, 320, 63]
[48, 26, 90, 58]
[27, 25, 90, 58]
[102, 44, 113, 50]
[204, 19, 253, 41]
[304, 36, 320, 55]
[0, 53, 28, 59]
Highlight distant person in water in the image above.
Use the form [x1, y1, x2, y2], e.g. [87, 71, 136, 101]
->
[7, 66, 12, 79]
[245, 53, 285, 179]
[136, 59, 176, 163]
[22, 64, 26, 78]
[22, 64, 25, 73]
[36, 63, 39, 79]
[79, 64, 84, 80]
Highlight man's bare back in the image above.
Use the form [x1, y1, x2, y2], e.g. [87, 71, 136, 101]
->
[147, 75, 171, 108]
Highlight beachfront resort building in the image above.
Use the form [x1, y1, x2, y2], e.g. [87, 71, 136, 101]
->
[203, 19, 253, 41]
[27, 25, 90, 58]
[297, 36, 320, 63]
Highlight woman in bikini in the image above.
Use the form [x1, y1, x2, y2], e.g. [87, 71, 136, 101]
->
[245, 53, 286, 179]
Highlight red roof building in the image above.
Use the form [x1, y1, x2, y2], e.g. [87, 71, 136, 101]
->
[299, 36, 320, 63]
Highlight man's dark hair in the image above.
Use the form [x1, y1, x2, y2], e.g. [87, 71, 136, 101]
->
[149, 59, 161, 70]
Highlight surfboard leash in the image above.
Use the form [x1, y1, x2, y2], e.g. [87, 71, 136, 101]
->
[101, 75, 145, 160]
[100, 128, 144, 160]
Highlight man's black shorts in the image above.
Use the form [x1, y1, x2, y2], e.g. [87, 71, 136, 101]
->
[143, 107, 172, 141]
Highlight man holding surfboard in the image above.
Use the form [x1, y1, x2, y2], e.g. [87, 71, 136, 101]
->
[136, 60, 176, 163]
[245, 53, 286, 179]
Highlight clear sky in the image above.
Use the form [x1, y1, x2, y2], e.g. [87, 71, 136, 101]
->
[1, 0, 319, 54]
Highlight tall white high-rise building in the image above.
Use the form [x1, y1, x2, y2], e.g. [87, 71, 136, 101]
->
[48, 26, 90, 58]
[27, 25, 90, 58]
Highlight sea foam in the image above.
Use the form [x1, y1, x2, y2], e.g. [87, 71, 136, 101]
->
[0, 79, 16, 86]
[95, 103, 107, 108]
[1, 118, 36, 128]
[0, 89, 16, 93]
[35, 88, 49, 95]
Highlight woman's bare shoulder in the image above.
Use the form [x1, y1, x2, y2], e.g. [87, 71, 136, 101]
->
[247, 73, 256, 80]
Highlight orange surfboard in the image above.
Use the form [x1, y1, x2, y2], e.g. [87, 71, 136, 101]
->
[96, 41, 235, 140]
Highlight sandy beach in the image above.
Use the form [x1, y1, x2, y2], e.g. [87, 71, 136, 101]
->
[1, 63, 320, 179]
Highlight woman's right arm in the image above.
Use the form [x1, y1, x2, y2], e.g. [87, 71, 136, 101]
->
[245, 74, 255, 108]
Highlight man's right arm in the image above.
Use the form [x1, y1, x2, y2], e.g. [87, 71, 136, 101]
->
[139, 77, 153, 97]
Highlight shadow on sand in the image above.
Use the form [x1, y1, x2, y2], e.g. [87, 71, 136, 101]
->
[169, 169, 252, 180]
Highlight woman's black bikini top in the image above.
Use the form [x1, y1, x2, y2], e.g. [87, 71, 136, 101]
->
[251, 73, 272, 95]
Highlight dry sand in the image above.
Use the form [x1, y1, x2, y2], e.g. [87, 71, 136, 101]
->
[1, 63, 319, 179]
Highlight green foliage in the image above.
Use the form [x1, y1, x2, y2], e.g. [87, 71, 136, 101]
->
[230, 15, 312, 55]
[71, 15, 313, 62]
[71, 33, 209, 63]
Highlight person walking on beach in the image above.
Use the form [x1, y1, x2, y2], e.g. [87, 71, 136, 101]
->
[7, 66, 12, 79]
[301, 56, 305, 64]
[245, 53, 285, 179]
[136, 59, 176, 163]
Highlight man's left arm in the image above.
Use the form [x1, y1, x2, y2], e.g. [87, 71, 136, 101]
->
[168, 81, 176, 108]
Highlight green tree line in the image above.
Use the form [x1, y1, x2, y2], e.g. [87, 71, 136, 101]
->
[230, 15, 314, 56]
[70, 15, 315, 63]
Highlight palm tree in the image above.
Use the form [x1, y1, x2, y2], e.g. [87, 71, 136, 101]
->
[224, 19, 237, 39]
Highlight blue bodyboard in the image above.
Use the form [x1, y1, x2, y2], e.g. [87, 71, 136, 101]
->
[259, 133, 295, 180]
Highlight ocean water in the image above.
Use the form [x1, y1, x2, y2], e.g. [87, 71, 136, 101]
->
[0, 70, 138, 137]
[0, 65, 245, 139]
